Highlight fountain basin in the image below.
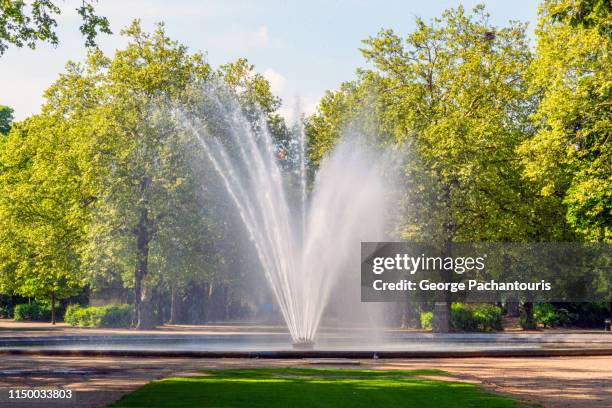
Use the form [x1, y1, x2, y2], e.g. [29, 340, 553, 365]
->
[292, 340, 315, 350]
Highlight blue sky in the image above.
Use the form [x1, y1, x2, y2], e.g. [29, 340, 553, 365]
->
[0, 1, 539, 121]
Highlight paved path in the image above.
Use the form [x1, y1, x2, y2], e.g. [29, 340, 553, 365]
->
[0, 355, 610, 408]
[1, 320, 611, 407]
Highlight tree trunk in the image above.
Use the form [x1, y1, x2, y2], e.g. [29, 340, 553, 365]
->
[138, 283, 155, 329]
[169, 285, 179, 325]
[135, 203, 155, 330]
[503, 255, 520, 317]
[133, 266, 142, 327]
[204, 282, 213, 323]
[433, 180, 456, 333]
[433, 302, 450, 332]
[50, 292, 56, 325]
[522, 301, 535, 330]
[400, 303, 419, 329]
[223, 285, 230, 321]
[506, 298, 520, 317]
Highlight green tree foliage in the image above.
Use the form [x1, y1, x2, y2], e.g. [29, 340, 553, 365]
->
[1, 2, 609, 329]
[549, 0, 611, 38]
[0, 0, 111, 55]
[519, 0, 611, 242]
[0, 20, 285, 327]
[0, 115, 92, 323]
[309, 5, 561, 244]
[0, 105, 13, 135]
[307, 5, 582, 331]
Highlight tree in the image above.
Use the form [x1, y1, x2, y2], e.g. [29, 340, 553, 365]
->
[33, 21, 285, 328]
[0, 106, 13, 135]
[308, 5, 567, 330]
[548, 0, 611, 38]
[0, 0, 111, 56]
[64, 22, 216, 329]
[311, 5, 563, 239]
[519, 0, 611, 242]
[0, 115, 91, 323]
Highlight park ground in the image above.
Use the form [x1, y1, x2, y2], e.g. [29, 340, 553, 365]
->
[0, 354, 611, 407]
[0, 320, 611, 407]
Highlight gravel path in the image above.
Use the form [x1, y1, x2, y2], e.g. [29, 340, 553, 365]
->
[0, 355, 610, 407]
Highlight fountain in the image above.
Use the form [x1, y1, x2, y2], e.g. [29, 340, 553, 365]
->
[292, 339, 315, 350]
[178, 87, 390, 348]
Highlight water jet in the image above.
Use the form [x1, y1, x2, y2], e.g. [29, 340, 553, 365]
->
[180, 88, 390, 347]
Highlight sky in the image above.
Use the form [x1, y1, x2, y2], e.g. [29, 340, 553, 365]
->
[0, 0, 539, 122]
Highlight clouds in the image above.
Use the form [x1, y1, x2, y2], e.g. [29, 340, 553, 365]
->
[0, 76, 47, 121]
[199, 25, 289, 52]
[261, 67, 320, 124]
[263, 68, 287, 94]
[207, 26, 276, 51]
[277, 94, 319, 125]
[0, 0, 539, 123]
[92, 0, 238, 21]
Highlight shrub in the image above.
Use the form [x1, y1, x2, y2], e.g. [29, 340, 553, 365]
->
[99, 304, 132, 327]
[63, 304, 82, 326]
[420, 311, 433, 330]
[13, 301, 51, 322]
[564, 302, 611, 328]
[420, 305, 502, 332]
[64, 304, 132, 328]
[0, 305, 13, 318]
[519, 312, 537, 330]
[450, 303, 502, 332]
[534, 303, 569, 328]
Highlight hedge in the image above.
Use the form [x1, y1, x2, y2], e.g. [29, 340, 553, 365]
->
[420, 303, 503, 332]
[451, 303, 502, 332]
[420, 311, 433, 330]
[13, 301, 52, 322]
[0, 305, 13, 318]
[534, 303, 569, 328]
[64, 304, 132, 328]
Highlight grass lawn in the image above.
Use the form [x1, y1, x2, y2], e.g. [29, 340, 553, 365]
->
[109, 368, 525, 407]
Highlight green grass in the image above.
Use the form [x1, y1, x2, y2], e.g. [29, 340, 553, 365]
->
[109, 368, 524, 408]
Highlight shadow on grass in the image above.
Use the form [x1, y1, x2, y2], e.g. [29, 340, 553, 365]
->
[109, 368, 522, 408]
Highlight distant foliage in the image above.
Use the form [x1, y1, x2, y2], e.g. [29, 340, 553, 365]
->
[0, 105, 13, 135]
[519, 309, 537, 330]
[0, 305, 13, 318]
[450, 303, 503, 332]
[420, 311, 434, 330]
[538, 302, 611, 328]
[64, 304, 132, 328]
[534, 303, 569, 327]
[13, 301, 51, 321]
[420, 304, 502, 332]
[568, 303, 611, 327]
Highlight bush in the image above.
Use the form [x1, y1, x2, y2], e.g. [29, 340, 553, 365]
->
[564, 302, 611, 328]
[420, 311, 433, 330]
[451, 303, 503, 332]
[63, 304, 83, 326]
[534, 303, 569, 328]
[0, 305, 13, 318]
[13, 301, 52, 322]
[420, 304, 502, 332]
[519, 313, 536, 330]
[64, 304, 132, 328]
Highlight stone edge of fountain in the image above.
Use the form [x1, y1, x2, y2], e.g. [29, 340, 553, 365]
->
[2, 347, 612, 359]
